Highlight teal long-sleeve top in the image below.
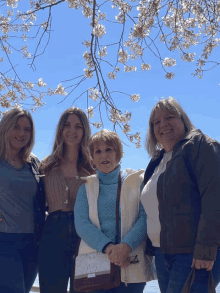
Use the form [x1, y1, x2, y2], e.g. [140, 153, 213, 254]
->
[74, 165, 147, 253]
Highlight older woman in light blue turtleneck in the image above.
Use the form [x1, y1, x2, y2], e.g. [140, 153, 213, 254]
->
[74, 129, 156, 293]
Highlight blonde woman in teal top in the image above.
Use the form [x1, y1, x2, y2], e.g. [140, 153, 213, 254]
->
[0, 108, 45, 293]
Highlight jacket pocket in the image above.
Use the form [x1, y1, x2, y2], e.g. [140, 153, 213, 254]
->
[171, 204, 197, 248]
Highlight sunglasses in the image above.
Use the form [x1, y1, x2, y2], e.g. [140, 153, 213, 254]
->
[129, 255, 139, 264]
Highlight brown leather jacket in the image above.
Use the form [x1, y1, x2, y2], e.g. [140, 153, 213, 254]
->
[144, 130, 220, 261]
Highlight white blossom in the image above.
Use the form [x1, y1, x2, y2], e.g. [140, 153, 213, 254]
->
[110, 108, 120, 123]
[165, 72, 175, 80]
[118, 49, 129, 64]
[89, 88, 99, 101]
[92, 121, 102, 129]
[134, 132, 141, 140]
[122, 123, 131, 134]
[115, 12, 126, 23]
[135, 141, 141, 148]
[141, 63, 151, 70]
[130, 94, 140, 102]
[86, 106, 94, 118]
[163, 57, 176, 67]
[6, 0, 18, 8]
[107, 72, 116, 80]
[21, 45, 31, 58]
[54, 84, 67, 95]
[25, 82, 34, 89]
[124, 65, 137, 72]
[0, 84, 6, 91]
[92, 24, 106, 38]
[38, 78, 47, 87]
[181, 53, 196, 62]
[84, 69, 93, 78]
[119, 111, 131, 123]
[82, 40, 91, 48]
[83, 51, 92, 61]
[98, 46, 107, 57]
[82, 5, 93, 18]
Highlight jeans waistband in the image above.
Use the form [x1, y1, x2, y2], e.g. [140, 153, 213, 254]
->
[48, 210, 74, 220]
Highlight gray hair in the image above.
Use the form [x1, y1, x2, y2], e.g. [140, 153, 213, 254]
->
[0, 108, 35, 163]
[145, 97, 195, 158]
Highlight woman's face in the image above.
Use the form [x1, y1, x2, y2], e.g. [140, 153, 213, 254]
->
[92, 141, 119, 174]
[8, 116, 32, 152]
[62, 114, 84, 147]
[153, 109, 185, 152]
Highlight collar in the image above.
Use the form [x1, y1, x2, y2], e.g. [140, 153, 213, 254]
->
[173, 129, 202, 153]
[97, 164, 121, 185]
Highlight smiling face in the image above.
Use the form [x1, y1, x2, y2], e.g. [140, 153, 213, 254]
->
[153, 109, 185, 152]
[8, 116, 32, 152]
[92, 141, 119, 173]
[62, 114, 84, 147]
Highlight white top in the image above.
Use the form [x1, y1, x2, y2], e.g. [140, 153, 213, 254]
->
[141, 151, 172, 247]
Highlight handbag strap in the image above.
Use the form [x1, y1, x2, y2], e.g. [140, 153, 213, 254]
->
[181, 267, 216, 293]
[115, 173, 122, 243]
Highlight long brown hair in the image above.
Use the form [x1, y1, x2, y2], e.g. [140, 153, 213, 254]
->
[41, 107, 94, 175]
[0, 108, 35, 163]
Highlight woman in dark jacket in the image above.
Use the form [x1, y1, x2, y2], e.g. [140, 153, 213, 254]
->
[0, 108, 45, 293]
[141, 97, 220, 292]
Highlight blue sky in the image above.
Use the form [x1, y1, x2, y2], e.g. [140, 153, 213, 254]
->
[1, 1, 220, 171]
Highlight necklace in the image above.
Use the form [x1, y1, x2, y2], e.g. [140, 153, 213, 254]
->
[8, 155, 19, 164]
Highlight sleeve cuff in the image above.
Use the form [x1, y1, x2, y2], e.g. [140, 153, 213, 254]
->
[193, 243, 218, 261]
[102, 242, 113, 253]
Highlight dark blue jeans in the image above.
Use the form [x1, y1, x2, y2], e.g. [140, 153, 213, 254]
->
[154, 247, 220, 293]
[38, 211, 80, 293]
[91, 282, 146, 293]
[0, 233, 38, 293]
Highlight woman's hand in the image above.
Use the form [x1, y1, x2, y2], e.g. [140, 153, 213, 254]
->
[107, 243, 132, 267]
[104, 243, 114, 255]
[120, 257, 131, 268]
[191, 258, 214, 271]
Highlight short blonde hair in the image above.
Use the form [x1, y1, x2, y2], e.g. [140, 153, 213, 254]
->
[41, 107, 94, 175]
[145, 97, 195, 158]
[0, 108, 35, 163]
[89, 129, 123, 163]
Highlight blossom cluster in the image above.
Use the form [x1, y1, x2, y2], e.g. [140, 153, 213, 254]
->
[1, 0, 220, 147]
[89, 88, 100, 101]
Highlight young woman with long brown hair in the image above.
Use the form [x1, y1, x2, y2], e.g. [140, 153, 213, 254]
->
[38, 107, 95, 293]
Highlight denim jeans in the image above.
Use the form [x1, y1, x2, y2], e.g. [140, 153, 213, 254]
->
[0, 233, 38, 293]
[38, 210, 80, 293]
[90, 282, 146, 293]
[154, 247, 220, 293]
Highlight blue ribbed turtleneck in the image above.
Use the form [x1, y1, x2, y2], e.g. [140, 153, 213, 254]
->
[96, 164, 121, 185]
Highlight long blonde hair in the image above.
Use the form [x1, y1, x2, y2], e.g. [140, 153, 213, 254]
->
[0, 108, 35, 163]
[145, 97, 195, 158]
[41, 107, 94, 175]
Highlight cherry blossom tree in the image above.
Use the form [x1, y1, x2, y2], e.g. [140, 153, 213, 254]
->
[0, 0, 220, 146]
